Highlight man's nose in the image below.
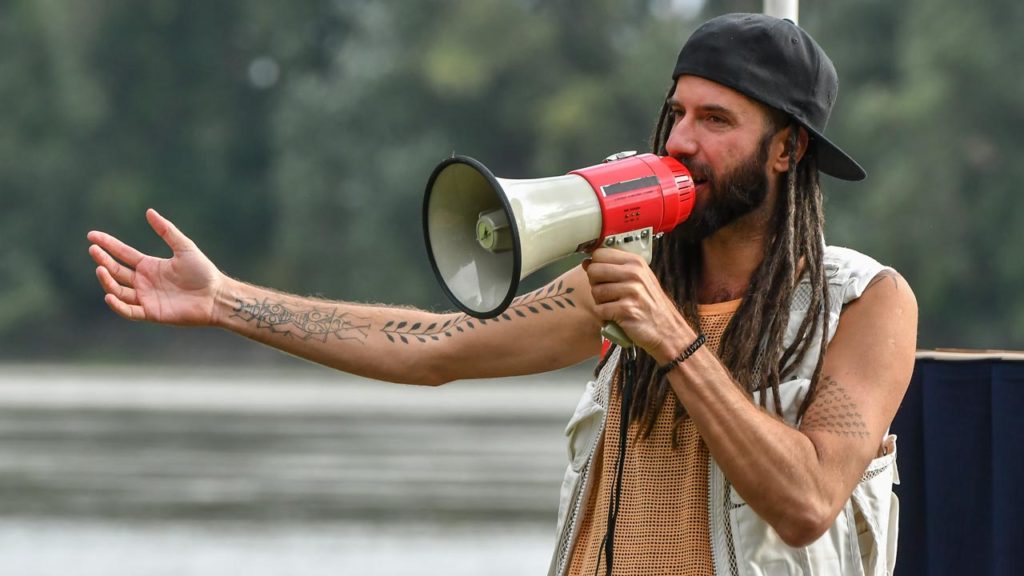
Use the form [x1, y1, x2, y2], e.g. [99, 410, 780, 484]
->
[665, 117, 698, 159]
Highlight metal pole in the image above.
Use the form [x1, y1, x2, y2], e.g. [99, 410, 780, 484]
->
[764, 0, 799, 24]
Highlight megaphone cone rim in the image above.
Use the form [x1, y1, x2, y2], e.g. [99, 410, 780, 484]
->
[423, 155, 522, 319]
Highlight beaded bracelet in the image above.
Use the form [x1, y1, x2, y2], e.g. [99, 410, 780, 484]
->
[655, 333, 707, 380]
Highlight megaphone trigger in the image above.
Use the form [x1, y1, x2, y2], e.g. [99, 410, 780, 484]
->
[600, 227, 655, 263]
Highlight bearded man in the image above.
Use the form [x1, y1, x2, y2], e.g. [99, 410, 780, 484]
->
[88, 13, 917, 576]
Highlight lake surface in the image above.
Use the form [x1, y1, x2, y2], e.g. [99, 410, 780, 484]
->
[0, 364, 590, 575]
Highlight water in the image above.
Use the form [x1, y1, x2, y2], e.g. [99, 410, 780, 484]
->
[0, 519, 555, 576]
[0, 364, 589, 575]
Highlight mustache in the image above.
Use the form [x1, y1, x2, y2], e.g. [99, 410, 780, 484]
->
[675, 157, 713, 184]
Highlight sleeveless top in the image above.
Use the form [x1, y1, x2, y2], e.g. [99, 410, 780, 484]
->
[567, 299, 740, 575]
[548, 246, 901, 576]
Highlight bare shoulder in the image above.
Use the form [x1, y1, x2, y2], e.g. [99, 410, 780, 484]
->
[830, 267, 918, 378]
[863, 268, 915, 300]
[843, 268, 918, 333]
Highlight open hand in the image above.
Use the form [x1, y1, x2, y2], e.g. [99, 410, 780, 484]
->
[87, 209, 224, 326]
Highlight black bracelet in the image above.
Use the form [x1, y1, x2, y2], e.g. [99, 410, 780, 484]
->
[655, 333, 706, 380]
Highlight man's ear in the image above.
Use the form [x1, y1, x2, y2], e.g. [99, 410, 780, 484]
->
[771, 125, 810, 174]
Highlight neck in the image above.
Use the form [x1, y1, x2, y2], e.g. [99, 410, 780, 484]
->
[696, 207, 773, 305]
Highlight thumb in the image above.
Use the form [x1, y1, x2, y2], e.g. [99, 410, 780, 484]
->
[146, 208, 197, 253]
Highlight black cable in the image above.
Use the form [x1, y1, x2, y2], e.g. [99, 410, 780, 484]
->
[600, 345, 637, 576]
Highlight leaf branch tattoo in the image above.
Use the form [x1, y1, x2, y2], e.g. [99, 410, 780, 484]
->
[232, 298, 371, 343]
[381, 280, 576, 344]
[800, 375, 870, 439]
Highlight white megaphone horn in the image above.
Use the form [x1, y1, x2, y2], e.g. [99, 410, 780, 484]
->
[423, 151, 696, 348]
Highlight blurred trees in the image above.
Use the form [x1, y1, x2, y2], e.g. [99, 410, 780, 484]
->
[0, 0, 1021, 359]
[813, 0, 1024, 348]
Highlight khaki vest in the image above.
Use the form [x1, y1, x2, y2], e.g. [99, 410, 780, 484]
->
[549, 246, 900, 576]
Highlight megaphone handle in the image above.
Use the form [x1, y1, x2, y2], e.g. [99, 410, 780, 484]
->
[597, 227, 657, 350]
[601, 321, 634, 349]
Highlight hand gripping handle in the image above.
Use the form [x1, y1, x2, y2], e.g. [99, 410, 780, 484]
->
[597, 227, 655, 349]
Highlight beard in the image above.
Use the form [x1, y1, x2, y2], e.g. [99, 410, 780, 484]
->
[673, 132, 774, 243]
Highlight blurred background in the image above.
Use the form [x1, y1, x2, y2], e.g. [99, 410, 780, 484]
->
[1, 0, 1021, 573]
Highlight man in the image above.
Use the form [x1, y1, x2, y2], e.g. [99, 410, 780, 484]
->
[88, 13, 916, 576]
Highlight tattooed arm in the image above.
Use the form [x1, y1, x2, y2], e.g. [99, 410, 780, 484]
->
[88, 209, 603, 385]
[214, 273, 600, 384]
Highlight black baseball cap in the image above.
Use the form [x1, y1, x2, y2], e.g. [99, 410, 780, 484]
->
[673, 13, 866, 181]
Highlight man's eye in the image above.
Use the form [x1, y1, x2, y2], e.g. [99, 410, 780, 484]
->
[707, 115, 725, 124]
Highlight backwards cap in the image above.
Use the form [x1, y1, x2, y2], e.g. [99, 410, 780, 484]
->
[673, 13, 865, 181]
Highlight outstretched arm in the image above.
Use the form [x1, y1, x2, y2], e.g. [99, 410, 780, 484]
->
[89, 209, 603, 385]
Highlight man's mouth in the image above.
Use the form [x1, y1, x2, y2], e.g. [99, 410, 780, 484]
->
[673, 157, 709, 188]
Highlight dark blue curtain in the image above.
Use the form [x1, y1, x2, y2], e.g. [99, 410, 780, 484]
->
[891, 354, 1024, 575]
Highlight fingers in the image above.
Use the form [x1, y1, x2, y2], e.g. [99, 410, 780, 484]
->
[104, 293, 147, 322]
[86, 230, 146, 268]
[88, 244, 137, 287]
[589, 281, 640, 305]
[87, 209, 180, 324]
[585, 250, 647, 317]
[587, 248, 648, 272]
[146, 208, 196, 253]
[94, 260, 146, 322]
[585, 248, 649, 285]
[589, 247, 643, 265]
[95, 265, 138, 305]
[584, 247, 674, 312]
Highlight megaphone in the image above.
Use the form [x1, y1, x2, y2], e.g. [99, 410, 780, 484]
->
[423, 151, 696, 347]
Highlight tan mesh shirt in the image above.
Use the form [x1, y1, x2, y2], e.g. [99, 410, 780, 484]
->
[567, 299, 741, 576]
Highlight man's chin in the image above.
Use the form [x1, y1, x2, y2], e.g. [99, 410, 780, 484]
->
[673, 218, 716, 244]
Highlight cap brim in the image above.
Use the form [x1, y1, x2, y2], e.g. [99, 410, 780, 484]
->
[805, 125, 866, 181]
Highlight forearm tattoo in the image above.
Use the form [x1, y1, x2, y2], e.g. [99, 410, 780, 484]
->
[232, 298, 371, 343]
[381, 280, 576, 344]
[800, 375, 869, 438]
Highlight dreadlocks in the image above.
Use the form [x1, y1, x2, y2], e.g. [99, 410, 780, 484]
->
[597, 84, 831, 444]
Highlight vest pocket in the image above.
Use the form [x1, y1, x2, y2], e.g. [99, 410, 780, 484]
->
[725, 493, 815, 576]
[850, 435, 899, 575]
[564, 379, 605, 472]
[727, 485, 851, 576]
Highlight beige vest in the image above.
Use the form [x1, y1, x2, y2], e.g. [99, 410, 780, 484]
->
[549, 246, 900, 576]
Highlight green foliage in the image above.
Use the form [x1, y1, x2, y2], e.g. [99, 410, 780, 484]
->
[265, 0, 693, 306]
[812, 1, 1024, 348]
[2, 0, 1023, 358]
